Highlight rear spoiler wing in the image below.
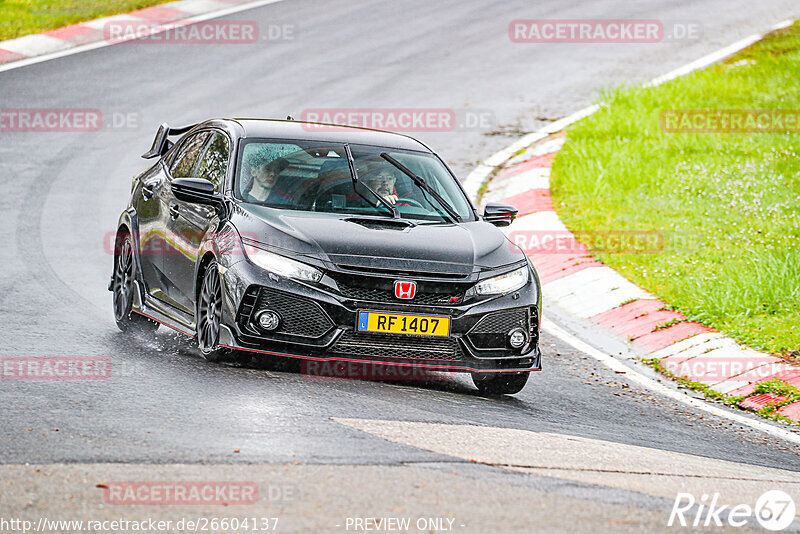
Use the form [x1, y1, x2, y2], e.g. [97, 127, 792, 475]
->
[141, 122, 197, 159]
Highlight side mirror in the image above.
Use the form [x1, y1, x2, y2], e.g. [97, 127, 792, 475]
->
[171, 178, 220, 206]
[483, 202, 518, 227]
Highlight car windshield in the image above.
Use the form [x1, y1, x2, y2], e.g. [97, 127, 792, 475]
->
[235, 139, 474, 222]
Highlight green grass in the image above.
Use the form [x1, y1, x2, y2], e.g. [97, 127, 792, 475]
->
[641, 357, 799, 425]
[552, 22, 800, 357]
[640, 357, 746, 408]
[0, 0, 169, 41]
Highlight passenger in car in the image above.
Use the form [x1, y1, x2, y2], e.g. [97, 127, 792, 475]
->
[242, 158, 293, 205]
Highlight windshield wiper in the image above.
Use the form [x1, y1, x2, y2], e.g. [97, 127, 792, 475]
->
[380, 153, 459, 223]
[345, 144, 399, 219]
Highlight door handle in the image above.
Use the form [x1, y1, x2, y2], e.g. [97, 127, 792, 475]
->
[169, 203, 180, 220]
[142, 183, 156, 200]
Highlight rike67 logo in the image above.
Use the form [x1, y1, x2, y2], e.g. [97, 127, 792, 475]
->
[669, 490, 796, 530]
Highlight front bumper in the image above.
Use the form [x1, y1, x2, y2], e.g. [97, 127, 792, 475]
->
[217, 258, 542, 374]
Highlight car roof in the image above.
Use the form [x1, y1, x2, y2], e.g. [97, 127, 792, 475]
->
[201, 118, 430, 152]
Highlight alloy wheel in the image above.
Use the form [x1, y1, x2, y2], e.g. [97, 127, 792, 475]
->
[113, 237, 134, 322]
[198, 263, 223, 355]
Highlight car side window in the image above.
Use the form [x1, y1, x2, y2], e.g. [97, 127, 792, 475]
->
[195, 133, 230, 192]
[170, 131, 212, 179]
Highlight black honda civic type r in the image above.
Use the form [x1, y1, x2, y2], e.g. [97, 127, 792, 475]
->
[110, 118, 541, 394]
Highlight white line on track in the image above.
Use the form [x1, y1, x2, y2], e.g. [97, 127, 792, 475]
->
[542, 318, 800, 446]
[0, 0, 286, 74]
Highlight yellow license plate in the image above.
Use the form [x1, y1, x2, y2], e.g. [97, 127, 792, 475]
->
[357, 311, 450, 337]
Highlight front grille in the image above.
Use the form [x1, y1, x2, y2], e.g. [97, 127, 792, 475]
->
[467, 308, 529, 349]
[332, 270, 469, 306]
[330, 331, 462, 362]
[337, 283, 461, 306]
[237, 286, 334, 338]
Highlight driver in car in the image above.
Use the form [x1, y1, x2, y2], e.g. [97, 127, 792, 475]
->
[364, 167, 399, 205]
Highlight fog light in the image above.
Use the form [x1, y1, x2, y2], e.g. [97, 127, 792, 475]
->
[255, 309, 281, 331]
[508, 328, 527, 349]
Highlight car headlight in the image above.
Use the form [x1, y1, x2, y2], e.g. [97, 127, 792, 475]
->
[245, 246, 323, 282]
[474, 265, 529, 296]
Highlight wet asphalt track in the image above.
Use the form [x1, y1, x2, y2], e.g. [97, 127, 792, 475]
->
[1, 0, 800, 527]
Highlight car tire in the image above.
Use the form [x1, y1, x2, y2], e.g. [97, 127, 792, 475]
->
[196, 260, 231, 362]
[112, 232, 159, 334]
[471, 371, 530, 395]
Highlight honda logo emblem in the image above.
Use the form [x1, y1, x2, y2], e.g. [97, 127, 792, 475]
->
[394, 280, 417, 300]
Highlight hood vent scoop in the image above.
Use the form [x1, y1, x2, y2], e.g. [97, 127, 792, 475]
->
[343, 217, 414, 231]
